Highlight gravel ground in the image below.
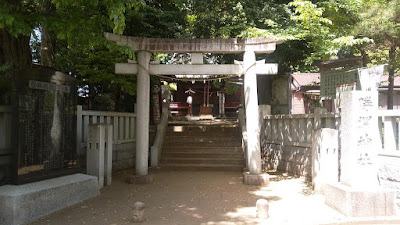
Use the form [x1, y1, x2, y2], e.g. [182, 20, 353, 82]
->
[30, 170, 399, 225]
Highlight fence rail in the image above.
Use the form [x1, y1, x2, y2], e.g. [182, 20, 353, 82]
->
[77, 105, 136, 153]
[262, 109, 400, 152]
[378, 110, 400, 152]
[263, 110, 340, 148]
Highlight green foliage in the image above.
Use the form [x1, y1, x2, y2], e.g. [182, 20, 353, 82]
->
[55, 41, 137, 97]
[186, 0, 248, 38]
[3, 0, 400, 111]
[0, 0, 38, 36]
[212, 80, 239, 95]
[124, 0, 187, 38]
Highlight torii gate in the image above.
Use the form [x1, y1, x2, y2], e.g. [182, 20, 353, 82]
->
[105, 32, 280, 182]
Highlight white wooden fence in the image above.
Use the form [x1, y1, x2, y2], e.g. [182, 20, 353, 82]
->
[76, 105, 136, 153]
[378, 110, 400, 152]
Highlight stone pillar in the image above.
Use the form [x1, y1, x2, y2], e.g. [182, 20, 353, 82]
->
[324, 90, 396, 217]
[136, 51, 151, 176]
[340, 90, 380, 188]
[87, 124, 105, 188]
[244, 50, 262, 175]
[312, 128, 338, 193]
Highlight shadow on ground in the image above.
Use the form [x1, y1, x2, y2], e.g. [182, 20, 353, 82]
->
[30, 170, 346, 225]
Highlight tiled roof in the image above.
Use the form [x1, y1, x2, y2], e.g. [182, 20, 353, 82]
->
[291, 72, 400, 89]
[292, 73, 320, 87]
[380, 75, 400, 87]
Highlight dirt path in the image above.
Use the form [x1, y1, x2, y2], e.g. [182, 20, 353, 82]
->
[30, 170, 392, 225]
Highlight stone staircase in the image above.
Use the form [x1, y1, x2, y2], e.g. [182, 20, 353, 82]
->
[160, 121, 244, 171]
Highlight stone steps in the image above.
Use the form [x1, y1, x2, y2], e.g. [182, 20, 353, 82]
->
[163, 141, 241, 147]
[161, 157, 244, 165]
[160, 121, 244, 171]
[162, 146, 243, 153]
[162, 152, 243, 158]
[161, 163, 243, 171]
[167, 126, 239, 133]
[164, 136, 241, 142]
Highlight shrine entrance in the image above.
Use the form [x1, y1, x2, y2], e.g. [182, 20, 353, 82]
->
[105, 33, 281, 181]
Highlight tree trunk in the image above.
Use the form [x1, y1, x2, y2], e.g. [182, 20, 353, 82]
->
[114, 86, 122, 111]
[41, 27, 56, 68]
[387, 44, 396, 110]
[0, 28, 31, 105]
[0, 29, 32, 70]
[40, 0, 56, 67]
[360, 48, 368, 67]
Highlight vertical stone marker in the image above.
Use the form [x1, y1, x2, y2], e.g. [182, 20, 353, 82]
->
[324, 65, 396, 217]
[340, 91, 380, 188]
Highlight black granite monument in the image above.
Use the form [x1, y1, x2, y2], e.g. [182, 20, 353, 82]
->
[10, 67, 82, 184]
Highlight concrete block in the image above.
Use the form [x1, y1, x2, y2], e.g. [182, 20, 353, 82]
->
[129, 174, 154, 184]
[324, 182, 397, 217]
[0, 174, 99, 225]
[243, 172, 269, 186]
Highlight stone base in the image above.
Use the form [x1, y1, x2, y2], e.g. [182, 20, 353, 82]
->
[324, 182, 397, 217]
[0, 174, 100, 225]
[129, 174, 154, 184]
[243, 172, 269, 186]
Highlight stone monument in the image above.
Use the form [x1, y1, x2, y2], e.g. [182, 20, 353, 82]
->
[12, 67, 81, 184]
[0, 68, 100, 225]
[324, 65, 396, 217]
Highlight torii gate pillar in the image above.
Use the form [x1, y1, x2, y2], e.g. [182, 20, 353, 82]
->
[136, 51, 151, 176]
[243, 51, 262, 175]
[243, 50, 269, 186]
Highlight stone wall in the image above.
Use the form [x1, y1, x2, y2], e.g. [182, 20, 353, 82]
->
[112, 143, 136, 171]
[378, 154, 400, 206]
[81, 142, 136, 172]
[262, 143, 311, 180]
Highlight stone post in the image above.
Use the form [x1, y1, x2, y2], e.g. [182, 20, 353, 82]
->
[136, 51, 151, 176]
[243, 50, 262, 175]
[87, 124, 113, 188]
[324, 90, 396, 217]
[87, 124, 105, 188]
[105, 124, 113, 186]
[312, 128, 338, 193]
[340, 90, 380, 188]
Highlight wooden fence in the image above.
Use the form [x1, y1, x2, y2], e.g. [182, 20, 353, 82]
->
[76, 105, 136, 154]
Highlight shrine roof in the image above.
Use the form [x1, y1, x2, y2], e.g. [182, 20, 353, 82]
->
[292, 73, 320, 87]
